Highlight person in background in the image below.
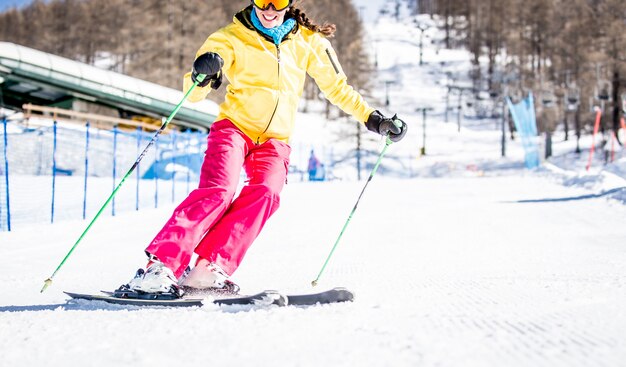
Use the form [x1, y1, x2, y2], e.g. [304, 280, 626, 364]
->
[308, 149, 320, 181]
[123, 0, 407, 297]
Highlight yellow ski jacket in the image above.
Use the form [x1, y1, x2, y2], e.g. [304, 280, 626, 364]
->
[183, 7, 374, 144]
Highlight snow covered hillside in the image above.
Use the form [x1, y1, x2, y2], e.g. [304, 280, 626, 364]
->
[1, 1, 626, 366]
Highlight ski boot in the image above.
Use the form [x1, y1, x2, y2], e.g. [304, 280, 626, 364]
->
[117, 260, 183, 299]
[179, 258, 240, 297]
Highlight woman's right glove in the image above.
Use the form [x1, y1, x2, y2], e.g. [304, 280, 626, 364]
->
[191, 52, 224, 90]
[365, 110, 408, 142]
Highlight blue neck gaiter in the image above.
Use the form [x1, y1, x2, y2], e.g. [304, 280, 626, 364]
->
[250, 9, 297, 45]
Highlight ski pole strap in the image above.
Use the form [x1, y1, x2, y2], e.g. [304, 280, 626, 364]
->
[40, 77, 204, 293]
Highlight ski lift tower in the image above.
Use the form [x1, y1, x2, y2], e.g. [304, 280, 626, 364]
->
[538, 82, 558, 159]
[384, 80, 396, 107]
[448, 84, 473, 132]
[415, 106, 434, 156]
[564, 78, 581, 151]
[413, 18, 428, 66]
[444, 71, 455, 122]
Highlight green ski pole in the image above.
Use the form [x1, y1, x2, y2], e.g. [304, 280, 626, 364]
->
[312, 117, 404, 287]
[41, 75, 206, 293]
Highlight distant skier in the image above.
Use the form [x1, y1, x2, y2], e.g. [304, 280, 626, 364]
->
[308, 149, 320, 181]
[123, 0, 407, 296]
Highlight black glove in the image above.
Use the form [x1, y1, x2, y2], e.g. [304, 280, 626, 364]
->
[191, 52, 224, 90]
[365, 110, 407, 142]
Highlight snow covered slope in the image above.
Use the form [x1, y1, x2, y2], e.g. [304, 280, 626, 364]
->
[1, 1, 625, 366]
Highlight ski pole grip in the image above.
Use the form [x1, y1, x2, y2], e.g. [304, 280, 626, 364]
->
[392, 115, 403, 129]
[195, 73, 207, 84]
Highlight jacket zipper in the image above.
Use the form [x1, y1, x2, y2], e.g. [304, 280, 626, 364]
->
[257, 44, 281, 144]
[325, 49, 340, 74]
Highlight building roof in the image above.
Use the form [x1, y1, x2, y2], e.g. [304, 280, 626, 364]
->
[0, 42, 218, 131]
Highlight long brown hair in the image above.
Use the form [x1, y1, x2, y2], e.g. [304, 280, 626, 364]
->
[287, 6, 336, 38]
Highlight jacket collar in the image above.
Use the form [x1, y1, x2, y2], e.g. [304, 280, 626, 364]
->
[235, 5, 298, 44]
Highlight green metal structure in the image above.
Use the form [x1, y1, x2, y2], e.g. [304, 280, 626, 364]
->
[0, 42, 217, 131]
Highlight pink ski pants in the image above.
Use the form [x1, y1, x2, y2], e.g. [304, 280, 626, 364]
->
[145, 119, 290, 278]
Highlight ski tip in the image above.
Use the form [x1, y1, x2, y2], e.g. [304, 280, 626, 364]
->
[332, 287, 355, 302]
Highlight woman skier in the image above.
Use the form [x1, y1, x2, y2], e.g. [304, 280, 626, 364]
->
[124, 0, 407, 296]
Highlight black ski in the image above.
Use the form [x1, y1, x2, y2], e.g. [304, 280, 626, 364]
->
[287, 287, 354, 306]
[64, 287, 354, 308]
[64, 290, 286, 308]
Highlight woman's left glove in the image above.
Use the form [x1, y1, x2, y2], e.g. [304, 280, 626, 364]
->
[365, 110, 408, 142]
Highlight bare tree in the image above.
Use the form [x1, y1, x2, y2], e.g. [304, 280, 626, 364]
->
[1, 0, 370, 109]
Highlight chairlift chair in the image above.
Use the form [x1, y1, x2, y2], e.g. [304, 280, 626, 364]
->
[540, 89, 557, 108]
[565, 86, 580, 111]
[595, 80, 612, 101]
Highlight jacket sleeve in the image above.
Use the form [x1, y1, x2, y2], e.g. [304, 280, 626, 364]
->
[183, 29, 234, 103]
[306, 34, 375, 123]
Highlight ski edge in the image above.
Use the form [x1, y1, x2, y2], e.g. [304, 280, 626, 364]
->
[64, 287, 354, 308]
[64, 290, 286, 308]
[64, 291, 204, 307]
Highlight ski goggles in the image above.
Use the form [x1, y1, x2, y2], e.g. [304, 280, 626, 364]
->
[251, 0, 293, 11]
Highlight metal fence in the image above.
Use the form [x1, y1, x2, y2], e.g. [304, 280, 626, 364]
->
[0, 117, 208, 230]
